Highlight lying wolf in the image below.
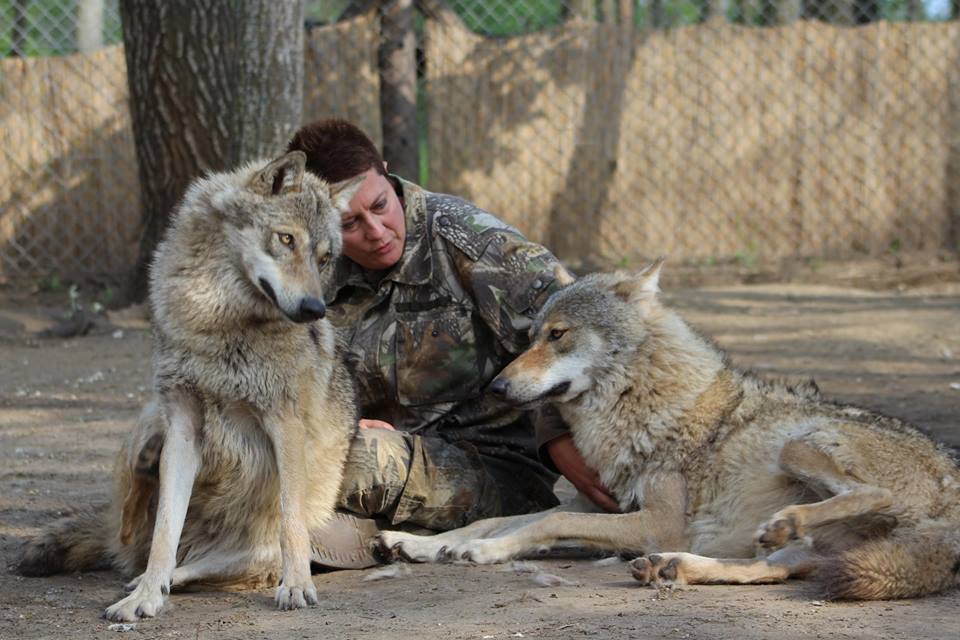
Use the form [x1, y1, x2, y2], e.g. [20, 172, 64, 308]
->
[380, 260, 960, 600]
[18, 152, 361, 621]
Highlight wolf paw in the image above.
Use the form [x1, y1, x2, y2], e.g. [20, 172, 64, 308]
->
[376, 531, 445, 563]
[630, 554, 684, 585]
[104, 582, 167, 621]
[274, 580, 318, 611]
[446, 540, 512, 565]
[754, 513, 800, 551]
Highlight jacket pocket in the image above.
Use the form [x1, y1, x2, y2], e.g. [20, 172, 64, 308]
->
[395, 307, 481, 406]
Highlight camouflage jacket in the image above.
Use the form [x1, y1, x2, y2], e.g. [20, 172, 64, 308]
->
[326, 176, 568, 468]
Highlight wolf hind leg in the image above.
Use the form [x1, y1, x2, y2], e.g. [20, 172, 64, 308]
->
[120, 399, 166, 545]
[631, 545, 816, 586]
[755, 439, 894, 552]
[124, 547, 278, 592]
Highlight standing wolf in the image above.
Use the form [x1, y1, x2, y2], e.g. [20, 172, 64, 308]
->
[18, 152, 361, 621]
[380, 260, 960, 600]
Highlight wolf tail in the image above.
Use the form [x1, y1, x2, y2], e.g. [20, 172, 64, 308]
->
[17, 506, 113, 576]
[823, 523, 960, 600]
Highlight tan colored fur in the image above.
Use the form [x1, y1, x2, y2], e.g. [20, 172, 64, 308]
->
[380, 262, 960, 600]
[18, 153, 360, 620]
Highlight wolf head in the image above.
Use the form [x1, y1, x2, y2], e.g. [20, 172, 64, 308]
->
[488, 259, 666, 406]
[152, 151, 362, 327]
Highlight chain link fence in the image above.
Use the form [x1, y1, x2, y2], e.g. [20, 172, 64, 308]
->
[1, 0, 958, 283]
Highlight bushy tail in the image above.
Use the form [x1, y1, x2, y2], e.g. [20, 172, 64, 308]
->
[823, 524, 960, 600]
[17, 506, 112, 576]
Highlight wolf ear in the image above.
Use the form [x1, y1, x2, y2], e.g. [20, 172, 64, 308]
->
[247, 151, 307, 197]
[613, 257, 666, 303]
[329, 174, 365, 213]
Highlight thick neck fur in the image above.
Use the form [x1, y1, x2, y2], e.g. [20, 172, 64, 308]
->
[560, 304, 735, 509]
[149, 209, 326, 408]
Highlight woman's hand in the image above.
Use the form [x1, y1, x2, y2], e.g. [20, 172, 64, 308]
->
[358, 418, 396, 431]
[545, 433, 620, 513]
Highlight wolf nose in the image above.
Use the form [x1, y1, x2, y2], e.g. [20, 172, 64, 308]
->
[488, 377, 510, 397]
[298, 297, 326, 322]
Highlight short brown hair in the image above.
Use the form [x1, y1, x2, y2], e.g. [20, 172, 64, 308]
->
[287, 119, 387, 183]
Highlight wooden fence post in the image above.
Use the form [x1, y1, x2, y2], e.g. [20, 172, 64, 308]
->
[379, 0, 420, 181]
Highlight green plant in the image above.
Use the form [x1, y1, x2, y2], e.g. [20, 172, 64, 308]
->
[733, 250, 757, 269]
[38, 275, 63, 292]
[97, 286, 115, 307]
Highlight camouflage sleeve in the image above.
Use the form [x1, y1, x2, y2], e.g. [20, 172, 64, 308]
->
[435, 204, 570, 355]
[433, 198, 573, 461]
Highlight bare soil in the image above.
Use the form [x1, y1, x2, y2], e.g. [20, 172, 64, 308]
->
[2, 259, 959, 640]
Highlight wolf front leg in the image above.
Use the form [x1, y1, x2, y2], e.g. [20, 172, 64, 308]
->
[105, 389, 202, 622]
[262, 406, 317, 610]
[445, 474, 689, 564]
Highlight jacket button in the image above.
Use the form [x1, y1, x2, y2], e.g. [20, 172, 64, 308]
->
[532, 279, 543, 290]
[438, 215, 450, 227]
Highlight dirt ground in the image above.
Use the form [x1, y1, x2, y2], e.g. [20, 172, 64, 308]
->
[1, 256, 959, 640]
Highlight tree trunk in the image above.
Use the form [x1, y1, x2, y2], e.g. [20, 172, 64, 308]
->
[76, 0, 104, 53]
[599, 0, 616, 22]
[619, 0, 635, 26]
[120, 0, 304, 302]
[649, 0, 665, 28]
[379, 0, 420, 181]
[905, 0, 924, 20]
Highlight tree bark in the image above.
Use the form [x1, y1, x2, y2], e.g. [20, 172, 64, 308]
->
[120, 0, 304, 302]
[649, 0, 665, 28]
[905, 0, 924, 20]
[378, 0, 420, 181]
[619, 0, 635, 26]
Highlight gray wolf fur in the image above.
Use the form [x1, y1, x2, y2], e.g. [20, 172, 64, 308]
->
[380, 260, 960, 600]
[18, 152, 361, 621]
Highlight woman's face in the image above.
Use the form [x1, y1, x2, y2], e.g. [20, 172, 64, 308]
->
[339, 167, 406, 271]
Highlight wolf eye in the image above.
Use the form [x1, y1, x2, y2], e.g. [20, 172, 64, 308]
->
[548, 328, 567, 341]
[278, 233, 294, 249]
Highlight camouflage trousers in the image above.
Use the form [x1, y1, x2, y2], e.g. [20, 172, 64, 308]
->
[336, 428, 559, 531]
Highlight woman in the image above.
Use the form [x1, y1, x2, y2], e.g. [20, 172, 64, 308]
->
[287, 120, 617, 568]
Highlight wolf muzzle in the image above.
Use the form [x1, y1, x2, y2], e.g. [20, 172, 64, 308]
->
[296, 297, 326, 322]
[487, 375, 571, 405]
[257, 277, 326, 323]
